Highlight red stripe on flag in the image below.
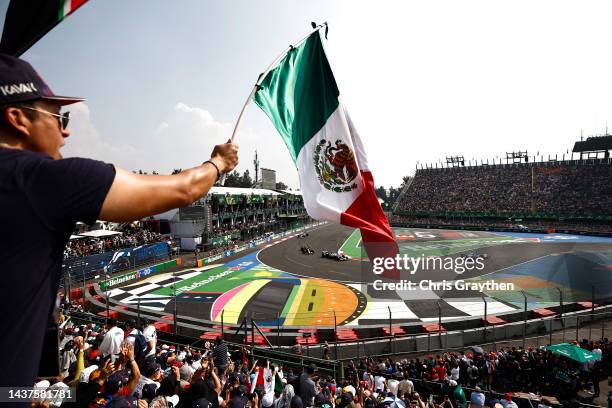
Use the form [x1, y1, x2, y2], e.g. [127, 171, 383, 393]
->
[67, 0, 88, 16]
[340, 170, 399, 278]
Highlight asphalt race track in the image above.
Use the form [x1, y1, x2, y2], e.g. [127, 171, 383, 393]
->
[258, 223, 611, 284]
[110, 223, 612, 326]
[258, 223, 360, 282]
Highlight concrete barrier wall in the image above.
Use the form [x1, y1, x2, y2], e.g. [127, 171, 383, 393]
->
[332, 308, 611, 359]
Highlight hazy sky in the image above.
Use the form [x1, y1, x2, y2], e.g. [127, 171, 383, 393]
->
[2, 1, 611, 189]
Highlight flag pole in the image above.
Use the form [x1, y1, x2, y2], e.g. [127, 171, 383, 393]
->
[219, 22, 328, 186]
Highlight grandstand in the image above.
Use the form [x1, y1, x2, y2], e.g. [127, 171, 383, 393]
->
[393, 153, 612, 233]
[151, 187, 309, 251]
[61, 188, 309, 297]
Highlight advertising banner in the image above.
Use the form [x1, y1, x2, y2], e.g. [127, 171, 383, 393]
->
[63, 242, 170, 279]
[100, 258, 178, 290]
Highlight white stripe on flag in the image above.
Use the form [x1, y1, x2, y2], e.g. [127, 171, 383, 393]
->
[296, 105, 364, 222]
[63, 0, 72, 18]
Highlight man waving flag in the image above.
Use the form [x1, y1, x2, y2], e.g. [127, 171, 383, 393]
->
[253, 30, 398, 267]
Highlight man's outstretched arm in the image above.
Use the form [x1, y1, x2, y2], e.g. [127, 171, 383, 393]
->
[99, 141, 238, 222]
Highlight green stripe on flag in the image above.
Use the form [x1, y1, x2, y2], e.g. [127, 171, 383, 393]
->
[59, 0, 67, 20]
[253, 32, 339, 162]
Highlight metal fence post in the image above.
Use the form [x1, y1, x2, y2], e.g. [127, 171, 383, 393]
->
[173, 270, 178, 334]
[482, 295, 488, 342]
[437, 300, 442, 349]
[65, 271, 71, 304]
[590, 285, 595, 341]
[556, 287, 564, 343]
[221, 310, 225, 339]
[250, 318, 255, 350]
[549, 317, 553, 346]
[388, 306, 393, 354]
[105, 269, 111, 324]
[493, 323, 496, 351]
[333, 310, 338, 360]
[521, 291, 527, 349]
[276, 312, 281, 349]
[82, 268, 87, 310]
[575, 315, 580, 341]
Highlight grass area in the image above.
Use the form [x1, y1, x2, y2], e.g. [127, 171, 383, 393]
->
[339, 229, 362, 257]
[339, 228, 520, 258]
[150, 265, 285, 296]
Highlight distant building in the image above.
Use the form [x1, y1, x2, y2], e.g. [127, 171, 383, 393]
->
[152, 187, 308, 250]
[260, 168, 276, 190]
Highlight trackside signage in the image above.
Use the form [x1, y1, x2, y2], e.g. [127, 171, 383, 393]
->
[100, 259, 177, 290]
[199, 222, 325, 265]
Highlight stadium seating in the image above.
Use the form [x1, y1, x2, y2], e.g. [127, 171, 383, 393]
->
[484, 316, 507, 325]
[200, 330, 221, 341]
[422, 323, 447, 333]
[381, 326, 406, 336]
[335, 328, 358, 341]
[394, 160, 612, 221]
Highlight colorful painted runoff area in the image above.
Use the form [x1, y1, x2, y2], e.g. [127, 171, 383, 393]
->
[342, 228, 612, 309]
[471, 248, 612, 308]
[113, 228, 611, 326]
[127, 252, 363, 327]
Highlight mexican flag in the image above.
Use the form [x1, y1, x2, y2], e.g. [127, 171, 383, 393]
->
[0, 0, 89, 56]
[254, 31, 398, 264]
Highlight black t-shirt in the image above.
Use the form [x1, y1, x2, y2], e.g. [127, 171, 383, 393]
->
[214, 342, 229, 367]
[229, 395, 248, 408]
[0, 148, 115, 387]
[187, 377, 220, 408]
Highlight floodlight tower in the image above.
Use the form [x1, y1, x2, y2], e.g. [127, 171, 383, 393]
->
[254, 150, 260, 185]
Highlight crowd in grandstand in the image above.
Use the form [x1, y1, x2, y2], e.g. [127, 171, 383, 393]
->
[395, 162, 612, 216]
[211, 220, 277, 238]
[201, 232, 276, 259]
[203, 243, 240, 258]
[32, 301, 607, 407]
[64, 230, 165, 259]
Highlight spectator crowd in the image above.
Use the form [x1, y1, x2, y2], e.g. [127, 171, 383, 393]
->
[395, 161, 612, 217]
[28, 302, 610, 407]
[64, 230, 165, 259]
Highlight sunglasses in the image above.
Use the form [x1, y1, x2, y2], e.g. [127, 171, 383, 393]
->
[17, 105, 70, 130]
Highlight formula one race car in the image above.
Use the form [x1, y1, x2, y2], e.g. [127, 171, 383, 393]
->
[297, 233, 310, 238]
[321, 251, 349, 261]
[301, 245, 314, 255]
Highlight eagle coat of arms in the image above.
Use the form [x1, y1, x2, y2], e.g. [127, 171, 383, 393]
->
[313, 139, 359, 192]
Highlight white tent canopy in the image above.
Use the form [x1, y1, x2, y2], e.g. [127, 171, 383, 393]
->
[209, 186, 283, 196]
[77, 230, 122, 238]
[280, 190, 302, 196]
